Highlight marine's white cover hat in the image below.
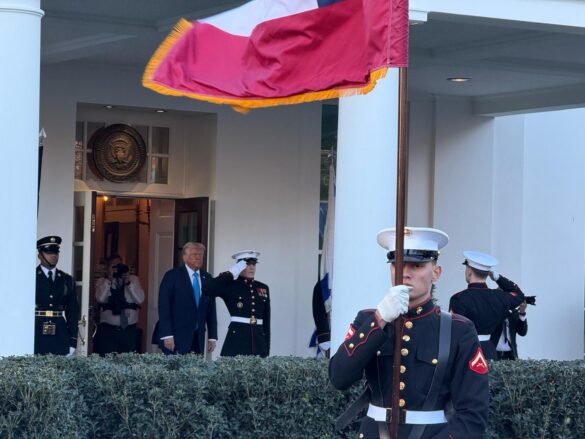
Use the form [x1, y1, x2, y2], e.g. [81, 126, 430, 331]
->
[463, 250, 498, 271]
[377, 227, 449, 262]
[231, 250, 260, 262]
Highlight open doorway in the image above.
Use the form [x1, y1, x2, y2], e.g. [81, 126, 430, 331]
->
[92, 195, 151, 353]
[86, 195, 209, 354]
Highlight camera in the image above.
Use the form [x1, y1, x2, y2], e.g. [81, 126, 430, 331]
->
[112, 263, 129, 279]
[525, 295, 536, 306]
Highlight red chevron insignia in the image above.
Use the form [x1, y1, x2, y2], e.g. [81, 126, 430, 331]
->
[344, 325, 355, 341]
[469, 346, 489, 374]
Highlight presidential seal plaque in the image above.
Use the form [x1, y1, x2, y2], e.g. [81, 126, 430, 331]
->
[90, 124, 147, 182]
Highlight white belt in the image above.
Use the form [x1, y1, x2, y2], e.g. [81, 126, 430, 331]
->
[367, 404, 447, 425]
[231, 316, 263, 325]
[478, 335, 491, 342]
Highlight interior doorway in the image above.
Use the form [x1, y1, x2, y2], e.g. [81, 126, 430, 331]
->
[85, 194, 209, 354]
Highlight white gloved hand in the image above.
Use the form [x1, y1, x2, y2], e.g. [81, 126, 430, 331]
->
[376, 285, 411, 323]
[66, 347, 76, 357]
[489, 270, 500, 282]
[228, 260, 248, 279]
[318, 341, 331, 352]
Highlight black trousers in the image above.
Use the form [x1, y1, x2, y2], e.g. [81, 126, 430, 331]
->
[496, 350, 516, 360]
[93, 323, 141, 355]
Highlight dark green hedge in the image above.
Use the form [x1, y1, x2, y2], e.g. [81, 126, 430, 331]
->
[0, 355, 583, 438]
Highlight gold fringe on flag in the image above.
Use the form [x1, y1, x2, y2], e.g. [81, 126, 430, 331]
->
[143, 19, 389, 113]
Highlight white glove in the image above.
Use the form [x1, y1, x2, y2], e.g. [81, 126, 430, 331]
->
[489, 270, 500, 282]
[228, 260, 248, 279]
[66, 347, 76, 357]
[318, 341, 331, 352]
[376, 285, 411, 323]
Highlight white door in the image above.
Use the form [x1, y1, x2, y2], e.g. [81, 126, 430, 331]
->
[73, 191, 96, 356]
[146, 198, 175, 353]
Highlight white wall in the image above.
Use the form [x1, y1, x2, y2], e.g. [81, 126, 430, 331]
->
[432, 98, 496, 307]
[40, 61, 322, 357]
[212, 105, 321, 357]
[407, 97, 585, 360]
[407, 99, 435, 226]
[517, 109, 585, 360]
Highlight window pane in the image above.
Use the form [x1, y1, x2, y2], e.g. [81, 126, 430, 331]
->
[87, 122, 105, 146]
[150, 157, 169, 184]
[151, 127, 169, 154]
[74, 206, 84, 243]
[178, 212, 199, 246]
[73, 245, 83, 281]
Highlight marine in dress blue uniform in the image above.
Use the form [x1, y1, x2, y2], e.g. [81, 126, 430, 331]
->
[449, 251, 525, 361]
[203, 250, 270, 357]
[329, 228, 489, 439]
[35, 236, 79, 355]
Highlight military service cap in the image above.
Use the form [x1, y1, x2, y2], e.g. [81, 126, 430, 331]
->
[37, 235, 62, 253]
[462, 250, 498, 272]
[232, 250, 260, 264]
[377, 227, 449, 263]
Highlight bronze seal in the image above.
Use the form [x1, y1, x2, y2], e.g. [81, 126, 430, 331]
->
[90, 124, 146, 182]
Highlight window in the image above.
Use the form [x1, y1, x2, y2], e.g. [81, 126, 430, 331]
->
[74, 121, 170, 184]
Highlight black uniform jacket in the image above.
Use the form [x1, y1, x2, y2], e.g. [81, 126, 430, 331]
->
[329, 299, 489, 439]
[204, 273, 270, 357]
[449, 275, 525, 360]
[312, 280, 330, 344]
[35, 266, 79, 355]
[490, 309, 528, 360]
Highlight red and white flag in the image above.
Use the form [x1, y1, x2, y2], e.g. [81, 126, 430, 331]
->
[143, 0, 409, 112]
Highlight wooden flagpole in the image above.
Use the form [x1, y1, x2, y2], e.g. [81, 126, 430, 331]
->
[389, 67, 409, 439]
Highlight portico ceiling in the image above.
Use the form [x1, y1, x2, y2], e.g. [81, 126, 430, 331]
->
[40, 1, 585, 115]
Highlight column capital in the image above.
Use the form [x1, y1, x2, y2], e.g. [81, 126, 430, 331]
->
[0, 2, 44, 18]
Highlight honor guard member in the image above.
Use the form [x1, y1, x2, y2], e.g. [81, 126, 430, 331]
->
[449, 251, 525, 361]
[330, 228, 489, 439]
[203, 250, 271, 357]
[35, 236, 79, 355]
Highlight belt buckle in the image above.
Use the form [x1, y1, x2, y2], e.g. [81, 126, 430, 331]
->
[386, 408, 406, 425]
[42, 322, 57, 335]
[250, 316, 257, 325]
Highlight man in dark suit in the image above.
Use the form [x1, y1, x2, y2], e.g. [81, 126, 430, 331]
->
[157, 242, 217, 355]
[491, 301, 528, 360]
[35, 235, 79, 355]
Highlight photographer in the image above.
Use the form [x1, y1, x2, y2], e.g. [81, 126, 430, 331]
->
[94, 255, 144, 355]
[491, 300, 531, 360]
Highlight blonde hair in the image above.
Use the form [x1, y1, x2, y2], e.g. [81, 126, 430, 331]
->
[182, 242, 206, 255]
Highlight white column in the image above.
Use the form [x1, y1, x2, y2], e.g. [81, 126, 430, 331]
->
[0, 0, 43, 355]
[331, 70, 399, 348]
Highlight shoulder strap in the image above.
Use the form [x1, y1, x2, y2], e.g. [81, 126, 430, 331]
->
[407, 310, 452, 439]
[335, 386, 370, 431]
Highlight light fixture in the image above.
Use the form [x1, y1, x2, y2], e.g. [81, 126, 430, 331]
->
[103, 196, 109, 202]
[155, 109, 166, 113]
[447, 77, 470, 83]
[104, 105, 114, 109]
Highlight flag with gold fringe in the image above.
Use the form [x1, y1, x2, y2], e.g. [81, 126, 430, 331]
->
[143, 0, 408, 112]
